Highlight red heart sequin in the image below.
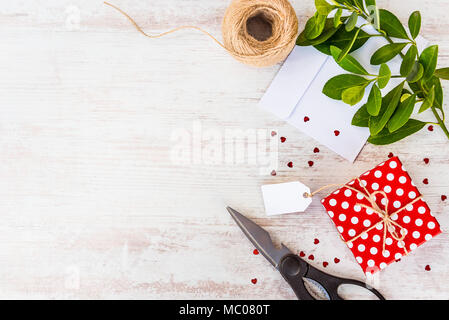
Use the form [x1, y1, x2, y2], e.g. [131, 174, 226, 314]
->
[334, 258, 340, 264]
[334, 130, 340, 136]
[425, 265, 431, 271]
[323, 262, 329, 268]
[253, 249, 259, 255]
[388, 152, 394, 158]
[442, 195, 447, 201]
[313, 147, 320, 153]
[251, 278, 257, 284]
[308, 161, 314, 167]
[308, 254, 314, 261]
[314, 238, 319, 245]
[423, 178, 429, 185]
[287, 162, 293, 168]
[304, 116, 310, 122]
[299, 251, 306, 257]
[423, 158, 430, 164]
[271, 131, 277, 137]
[280, 137, 286, 143]
[428, 125, 434, 132]
[271, 170, 277, 176]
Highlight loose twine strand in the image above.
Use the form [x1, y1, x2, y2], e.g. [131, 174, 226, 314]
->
[306, 178, 422, 255]
[104, 0, 298, 67]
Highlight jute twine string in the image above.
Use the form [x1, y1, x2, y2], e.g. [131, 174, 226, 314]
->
[306, 178, 423, 256]
[104, 0, 298, 67]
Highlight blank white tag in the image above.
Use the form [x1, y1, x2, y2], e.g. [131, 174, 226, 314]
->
[261, 181, 312, 216]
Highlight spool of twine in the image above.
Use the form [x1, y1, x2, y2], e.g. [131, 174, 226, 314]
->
[104, 0, 298, 67]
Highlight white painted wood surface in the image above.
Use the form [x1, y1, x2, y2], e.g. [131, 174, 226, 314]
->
[0, 0, 448, 299]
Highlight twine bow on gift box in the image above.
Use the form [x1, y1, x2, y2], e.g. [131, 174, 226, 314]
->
[307, 178, 423, 255]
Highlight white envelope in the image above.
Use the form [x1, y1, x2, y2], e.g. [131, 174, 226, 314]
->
[260, 23, 427, 162]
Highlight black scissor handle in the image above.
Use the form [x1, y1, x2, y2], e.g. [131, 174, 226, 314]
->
[279, 254, 385, 300]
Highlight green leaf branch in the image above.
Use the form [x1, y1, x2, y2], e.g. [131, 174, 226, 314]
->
[297, 0, 449, 145]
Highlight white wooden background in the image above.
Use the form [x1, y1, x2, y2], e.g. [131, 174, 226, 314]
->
[0, 0, 448, 299]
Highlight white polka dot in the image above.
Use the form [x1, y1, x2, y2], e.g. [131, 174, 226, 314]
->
[371, 183, 379, 190]
[351, 217, 359, 224]
[413, 231, 420, 239]
[397, 241, 404, 249]
[370, 247, 378, 255]
[354, 205, 362, 212]
[358, 244, 365, 252]
[400, 229, 407, 236]
[389, 161, 397, 169]
[379, 161, 385, 166]
[344, 189, 352, 197]
[363, 219, 371, 227]
[373, 235, 381, 243]
[356, 193, 364, 200]
[347, 242, 353, 248]
[385, 238, 393, 245]
[402, 216, 410, 223]
[428, 222, 436, 229]
[399, 176, 407, 184]
[410, 243, 417, 250]
[415, 218, 423, 227]
[396, 188, 404, 196]
[328, 211, 334, 218]
[418, 206, 426, 214]
[384, 185, 392, 193]
[348, 229, 356, 237]
[425, 234, 432, 241]
[337, 226, 344, 233]
[382, 250, 390, 258]
[408, 191, 417, 199]
[380, 262, 387, 269]
[387, 173, 395, 181]
[381, 198, 387, 206]
[360, 180, 367, 187]
[356, 256, 363, 263]
[374, 170, 382, 178]
[329, 199, 337, 206]
[363, 171, 370, 176]
[393, 201, 401, 208]
[339, 214, 346, 221]
[376, 223, 383, 230]
[395, 253, 402, 260]
[406, 204, 414, 211]
[367, 259, 375, 267]
[341, 201, 349, 209]
[361, 232, 368, 240]
[333, 190, 340, 195]
[390, 213, 398, 221]
[366, 208, 374, 215]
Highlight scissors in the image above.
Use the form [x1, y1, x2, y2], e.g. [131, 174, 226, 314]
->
[227, 207, 385, 300]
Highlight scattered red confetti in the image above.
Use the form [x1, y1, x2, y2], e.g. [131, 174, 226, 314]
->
[251, 278, 257, 284]
[423, 158, 430, 164]
[428, 125, 434, 132]
[253, 249, 259, 255]
[334, 130, 340, 136]
[287, 162, 293, 168]
[313, 238, 319, 245]
[271, 170, 277, 176]
[271, 131, 277, 137]
[308, 254, 314, 261]
[425, 265, 431, 271]
[323, 262, 329, 268]
[308, 161, 314, 167]
[304, 116, 310, 122]
[280, 137, 286, 143]
[395, 258, 401, 263]
[388, 152, 394, 158]
[423, 178, 429, 185]
[313, 147, 320, 153]
[299, 251, 306, 257]
[442, 195, 447, 201]
[334, 258, 340, 264]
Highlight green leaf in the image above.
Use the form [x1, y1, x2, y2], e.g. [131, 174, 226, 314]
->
[297, 18, 342, 46]
[400, 45, 418, 77]
[313, 27, 371, 55]
[388, 94, 416, 132]
[342, 85, 367, 106]
[368, 119, 426, 145]
[330, 46, 369, 75]
[406, 62, 424, 83]
[323, 74, 370, 100]
[419, 86, 435, 113]
[365, 0, 380, 31]
[379, 9, 410, 40]
[370, 43, 408, 65]
[424, 76, 443, 110]
[305, 13, 328, 40]
[377, 63, 391, 89]
[408, 11, 421, 39]
[334, 8, 343, 28]
[419, 45, 439, 80]
[352, 104, 370, 127]
[337, 27, 362, 62]
[315, 0, 335, 15]
[345, 12, 358, 32]
[434, 68, 449, 80]
[369, 81, 405, 135]
[366, 84, 382, 116]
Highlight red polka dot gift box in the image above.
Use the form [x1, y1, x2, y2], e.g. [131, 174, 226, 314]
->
[321, 157, 441, 274]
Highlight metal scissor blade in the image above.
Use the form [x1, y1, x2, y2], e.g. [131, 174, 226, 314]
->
[227, 207, 292, 269]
